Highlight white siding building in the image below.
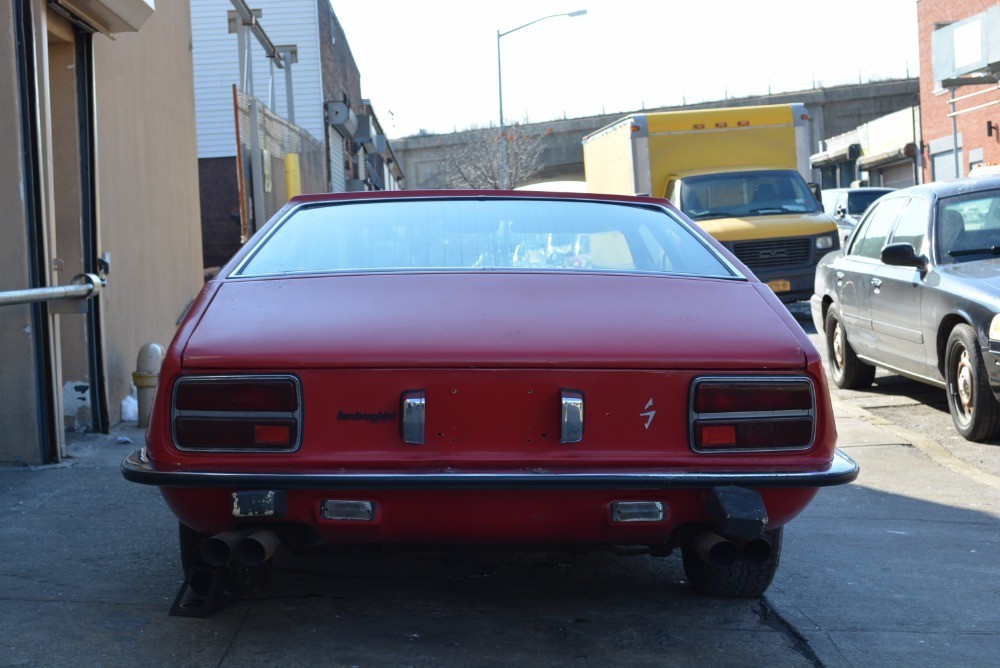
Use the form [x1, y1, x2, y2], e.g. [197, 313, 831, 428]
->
[191, 0, 324, 159]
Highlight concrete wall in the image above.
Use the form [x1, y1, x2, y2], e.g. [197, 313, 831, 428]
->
[393, 79, 921, 190]
[0, 0, 44, 464]
[91, 1, 204, 424]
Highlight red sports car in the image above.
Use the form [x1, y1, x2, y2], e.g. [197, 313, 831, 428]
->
[123, 191, 856, 613]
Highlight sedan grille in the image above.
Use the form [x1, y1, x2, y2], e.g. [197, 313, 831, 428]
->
[731, 238, 812, 271]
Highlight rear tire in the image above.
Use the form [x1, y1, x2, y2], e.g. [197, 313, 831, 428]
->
[682, 527, 783, 598]
[825, 308, 875, 389]
[945, 324, 1000, 442]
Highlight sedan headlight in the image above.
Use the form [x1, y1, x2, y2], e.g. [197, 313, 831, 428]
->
[990, 314, 1000, 341]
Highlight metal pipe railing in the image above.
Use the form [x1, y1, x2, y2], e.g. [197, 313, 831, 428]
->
[0, 273, 104, 307]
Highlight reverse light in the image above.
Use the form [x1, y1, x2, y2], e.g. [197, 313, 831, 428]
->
[690, 377, 815, 452]
[172, 375, 302, 451]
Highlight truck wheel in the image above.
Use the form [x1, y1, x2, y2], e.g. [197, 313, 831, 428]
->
[945, 324, 1000, 442]
[681, 527, 782, 598]
[825, 309, 875, 389]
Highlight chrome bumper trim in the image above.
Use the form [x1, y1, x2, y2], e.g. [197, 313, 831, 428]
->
[122, 449, 859, 490]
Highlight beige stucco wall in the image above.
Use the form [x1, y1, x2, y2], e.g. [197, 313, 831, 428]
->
[91, 1, 204, 423]
[0, 1, 45, 464]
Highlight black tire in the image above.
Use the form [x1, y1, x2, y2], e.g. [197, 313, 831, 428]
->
[825, 308, 875, 389]
[945, 324, 1000, 442]
[681, 527, 783, 598]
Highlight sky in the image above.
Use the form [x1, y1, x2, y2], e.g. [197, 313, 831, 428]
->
[331, 1, 921, 139]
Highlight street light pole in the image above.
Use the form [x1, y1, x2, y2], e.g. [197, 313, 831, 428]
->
[496, 10, 586, 189]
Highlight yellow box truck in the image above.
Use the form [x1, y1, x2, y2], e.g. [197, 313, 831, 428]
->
[582, 103, 839, 302]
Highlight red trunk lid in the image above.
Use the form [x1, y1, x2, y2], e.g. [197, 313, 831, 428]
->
[182, 272, 805, 370]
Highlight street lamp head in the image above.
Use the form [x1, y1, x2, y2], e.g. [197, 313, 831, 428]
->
[568, 10, 587, 17]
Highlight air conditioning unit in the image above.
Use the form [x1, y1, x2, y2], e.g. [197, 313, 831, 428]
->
[326, 102, 358, 138]
[52, 0, 155, 34]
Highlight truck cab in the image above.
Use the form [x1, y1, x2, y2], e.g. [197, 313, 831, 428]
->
[667, 168, 838, 301]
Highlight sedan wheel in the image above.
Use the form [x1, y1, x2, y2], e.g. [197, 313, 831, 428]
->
[825, 309, 875, 389]
[945, 324, 1000, 442]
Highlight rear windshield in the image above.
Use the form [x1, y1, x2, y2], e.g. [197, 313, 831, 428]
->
[234, 198, 738, 279]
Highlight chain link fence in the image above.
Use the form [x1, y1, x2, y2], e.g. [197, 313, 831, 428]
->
[234, 86, 326, 241]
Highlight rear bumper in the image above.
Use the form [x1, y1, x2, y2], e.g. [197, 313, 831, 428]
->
[122, 449, 859, 490]
[124, 450, 856, 543]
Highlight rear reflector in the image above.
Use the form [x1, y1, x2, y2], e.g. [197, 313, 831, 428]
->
[175, 417, 297, 449]
[172, 375, 301, 451]
[690, 376, 815, 452]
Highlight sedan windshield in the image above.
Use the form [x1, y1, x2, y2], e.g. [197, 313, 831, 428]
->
[235, 198, 737, 279]
[938, 190, 1000, 263]
[680, 169, 821, 220]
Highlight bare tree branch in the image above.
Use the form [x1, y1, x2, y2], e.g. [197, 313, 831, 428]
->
[441, 124, 545, 189]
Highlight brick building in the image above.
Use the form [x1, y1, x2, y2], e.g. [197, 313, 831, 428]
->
[919, 0, 1000, 181]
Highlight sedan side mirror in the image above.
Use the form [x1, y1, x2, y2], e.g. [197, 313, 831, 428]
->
[881, 242, 928, 271]
[834, 206, 847, 219]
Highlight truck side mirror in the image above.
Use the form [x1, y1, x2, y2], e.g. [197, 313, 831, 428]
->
[807, 182, 822, 204]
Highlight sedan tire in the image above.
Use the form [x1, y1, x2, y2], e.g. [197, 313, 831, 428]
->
[825, 309, 875, 390]
[945, 324, 1000, 442]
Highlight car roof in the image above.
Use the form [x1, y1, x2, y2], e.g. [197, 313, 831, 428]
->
[884, 175, 1000, 201]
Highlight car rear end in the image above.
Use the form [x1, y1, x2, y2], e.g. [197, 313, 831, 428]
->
[123, 192, 856, 600]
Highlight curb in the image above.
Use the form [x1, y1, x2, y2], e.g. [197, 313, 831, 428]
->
[833, 396, 1000, 492]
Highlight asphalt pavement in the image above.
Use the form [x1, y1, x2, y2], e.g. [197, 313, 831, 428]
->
[1, 394, 998, 666]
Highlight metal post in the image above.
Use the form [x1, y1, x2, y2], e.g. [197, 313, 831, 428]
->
[950, 87, 960, 178]
[495, 11, 586, 190]
[248, 98, 267, 234]
[497, 29, 506, 189]
[277, 45, 297, 125]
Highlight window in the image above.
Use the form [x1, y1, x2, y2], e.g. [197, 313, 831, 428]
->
[937, 190, 1000, 263]
[888, 197, 928, 254]
[235, 198, 738, 279]
[851, 197, 905, 259]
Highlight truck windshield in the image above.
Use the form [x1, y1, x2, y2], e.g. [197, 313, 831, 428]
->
[680, 170, 821, 220]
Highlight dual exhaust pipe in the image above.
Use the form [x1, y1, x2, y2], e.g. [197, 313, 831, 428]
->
[694, 531, 772, 567]
[200, 530, 279, 568]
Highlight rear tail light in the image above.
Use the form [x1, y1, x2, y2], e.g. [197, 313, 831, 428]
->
[172, 375, 301, 451]
[690, 377, 815, 452]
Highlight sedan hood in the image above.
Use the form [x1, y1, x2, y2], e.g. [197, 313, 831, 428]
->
[941, 258, 1000, 293]
[182, 273, 807, 370]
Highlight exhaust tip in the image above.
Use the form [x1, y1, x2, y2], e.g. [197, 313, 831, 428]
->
[235, 530, 279, 567]
[200, 531, 244, 567]
[695, 532, 739, 567]
[741, 537, 772, 565]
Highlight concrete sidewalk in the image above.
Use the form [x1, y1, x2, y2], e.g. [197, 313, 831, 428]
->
[1, 400, 998, 666]
[766, 401, 1000, 666]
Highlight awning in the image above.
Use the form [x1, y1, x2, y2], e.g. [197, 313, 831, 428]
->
[810, 143, 862, 168]
[857, 143, 918, 170]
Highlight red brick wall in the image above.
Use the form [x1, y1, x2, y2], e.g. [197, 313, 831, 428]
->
[918, 0, 1000, 181]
